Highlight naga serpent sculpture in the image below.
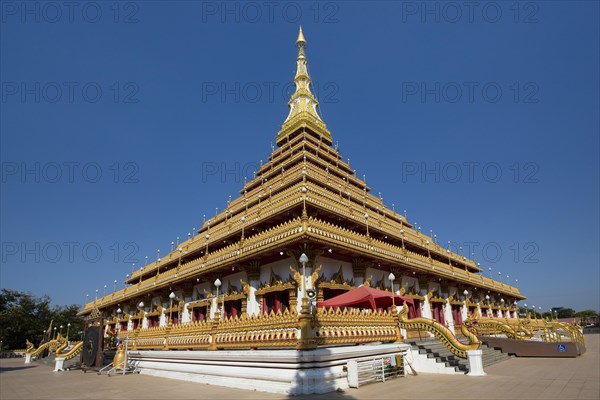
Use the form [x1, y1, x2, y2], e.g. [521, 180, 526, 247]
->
[56, 341, 84, 360]
[398, 304, 480, 358]
[462, 317, 526, 340]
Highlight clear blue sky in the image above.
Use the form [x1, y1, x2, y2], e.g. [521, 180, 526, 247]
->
[1, 1, 598, 313]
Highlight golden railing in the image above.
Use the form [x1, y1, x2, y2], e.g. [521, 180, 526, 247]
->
[397, 305, 480, 359]
[125, 310, 298, 351]
[26, 335, 66, 358]
[215, 309, 298, 348]
[114, 304, 410, 351]
[56, 341, 84, 360]
[314, 307, 399, 345]
[463, 317, 531, 340]
[463, 317, 585, 348]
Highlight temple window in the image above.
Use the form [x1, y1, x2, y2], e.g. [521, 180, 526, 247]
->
[322, 288, 348, 301]
[147, 316, 160, 327]
[192, 306, 207, 322]
[408, 299, 422, 318]
[223, 300, 242, 318]
[451, 305, 463, 325]
[431, 302, 445, 325]
[119, 322, 128, 331]
[262, 291, 289, 314]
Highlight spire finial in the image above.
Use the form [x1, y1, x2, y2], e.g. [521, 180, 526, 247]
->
[296, 26, 306, 47]
[276, 27, 332, 147]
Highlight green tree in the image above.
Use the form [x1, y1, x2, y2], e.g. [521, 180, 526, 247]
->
[574, 310, 599, 324]
[553, 307, 576, 319]
[0, 289, 83, 350]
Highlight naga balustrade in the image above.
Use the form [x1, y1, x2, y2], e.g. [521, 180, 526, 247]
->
[462, 316, 585, 348]
[114, 306, 405, 351]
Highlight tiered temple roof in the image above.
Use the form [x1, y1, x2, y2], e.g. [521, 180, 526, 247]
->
[81, 28, 523, 317]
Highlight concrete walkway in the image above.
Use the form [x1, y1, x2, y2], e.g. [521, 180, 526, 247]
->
[1, 334, 598, 399]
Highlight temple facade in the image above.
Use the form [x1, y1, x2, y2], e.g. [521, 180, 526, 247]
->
[79, 27, 525, 347]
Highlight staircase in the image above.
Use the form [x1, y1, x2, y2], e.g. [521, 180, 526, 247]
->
[35, 353, 80, 370]
[408, 336, 512, 374]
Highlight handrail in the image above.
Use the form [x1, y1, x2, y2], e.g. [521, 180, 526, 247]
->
[56, 341, 84, 360]
[398, 304, 480, 359]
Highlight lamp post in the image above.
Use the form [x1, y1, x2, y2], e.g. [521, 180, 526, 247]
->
[400, 229, 405, 250]
[59, 325, 64, 337]
[299, 253, 309, 299]
[364, 213, 369, 237]
[388, 272, 396, 308]
[169, 292, 176, 324]
[205, 233, 210, 255]
[177, 247, 184, 267]
[113, 279, 117, 293]
[95, 289, 99, 301]
[214, 278, 222, 316]
[137, 301, 144, 329]
[66, 323, 71, 340]
[301, 186, 307, 211]
[485, 295, 490, 317]
[117, 308, 122, 331]
[240, 216, 246, 241]
[498, 271, 502, 284]
[53, 327, 57, 339]
[506, 275, 510, 286]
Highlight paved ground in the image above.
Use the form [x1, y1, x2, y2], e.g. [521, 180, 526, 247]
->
[2, 334, 598, 400]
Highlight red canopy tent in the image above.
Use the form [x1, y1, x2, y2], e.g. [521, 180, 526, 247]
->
[317, 285, 414, 310]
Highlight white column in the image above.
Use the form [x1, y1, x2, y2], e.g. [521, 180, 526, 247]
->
[462, 301, 469, 321]
[159, 308, 167, 326]
[54, 357, 65, 371]
[181, 299, 191, 323]
[421, 296, 433, 319]
[444, 299, 454, 332]
[24, 353, 32, 364]
[466, 350, 486, 376]
[247, 286, 258, 316]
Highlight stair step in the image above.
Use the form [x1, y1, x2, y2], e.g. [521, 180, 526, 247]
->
[409, 337, 513, 372]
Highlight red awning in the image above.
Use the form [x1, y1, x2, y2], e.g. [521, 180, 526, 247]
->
[317, 285, 414, 310]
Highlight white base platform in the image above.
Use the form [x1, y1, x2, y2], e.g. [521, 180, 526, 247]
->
[128, 343, 411, 395]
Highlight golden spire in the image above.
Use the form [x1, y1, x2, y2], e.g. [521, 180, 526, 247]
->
[276, 27, 332, 146]
[296, 26, 306, 45]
